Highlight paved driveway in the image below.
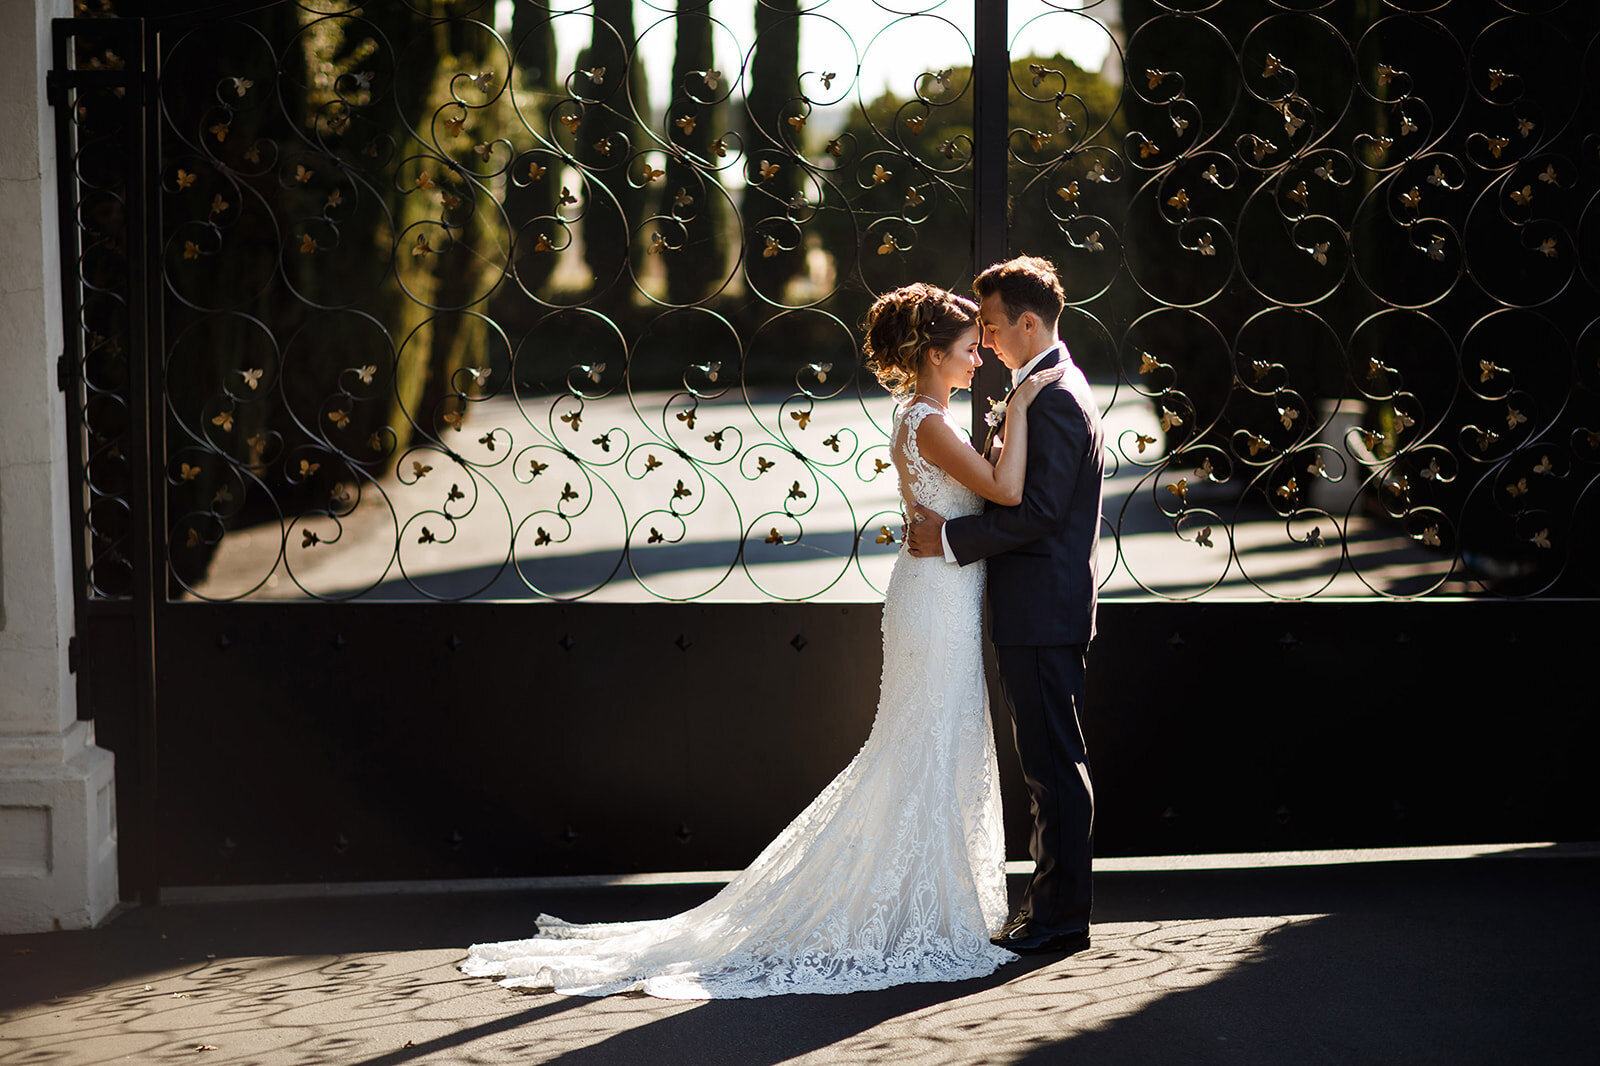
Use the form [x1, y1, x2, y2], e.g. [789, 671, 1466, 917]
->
[3, 846, 1596, 1064]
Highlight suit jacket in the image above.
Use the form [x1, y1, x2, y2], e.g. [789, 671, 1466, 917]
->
[944, 346, 1104, 646]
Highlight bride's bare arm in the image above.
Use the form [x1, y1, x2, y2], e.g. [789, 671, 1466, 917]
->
[914, 368, 1063, 506]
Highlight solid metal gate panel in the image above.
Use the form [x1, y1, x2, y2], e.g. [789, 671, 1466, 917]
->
[146, 599, 1597, 886]
[48, 2, 1600, 898]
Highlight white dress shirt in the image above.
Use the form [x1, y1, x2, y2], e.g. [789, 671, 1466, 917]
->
[1011, 343, 1062, 388]
[937, 341, 1065, 563]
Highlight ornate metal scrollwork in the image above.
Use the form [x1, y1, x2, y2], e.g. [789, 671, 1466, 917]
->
[60, 0, 1599, 603]
[1013, 0, 1598, 600]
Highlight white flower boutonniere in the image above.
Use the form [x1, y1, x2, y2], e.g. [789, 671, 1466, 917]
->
[983, 397, 1008, 429]
[982, 396, 1008, 453]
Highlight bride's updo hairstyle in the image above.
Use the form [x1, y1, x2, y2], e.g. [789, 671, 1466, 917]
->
[863, 283, 979, 400]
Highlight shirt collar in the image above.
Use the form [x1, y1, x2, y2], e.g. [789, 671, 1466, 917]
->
[1012, 341, 1064, 388]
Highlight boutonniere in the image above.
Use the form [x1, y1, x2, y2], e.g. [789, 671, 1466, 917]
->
[982, 395, 1008, 452]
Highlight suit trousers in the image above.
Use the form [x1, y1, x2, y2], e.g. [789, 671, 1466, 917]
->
[994, 643, 1094, 932]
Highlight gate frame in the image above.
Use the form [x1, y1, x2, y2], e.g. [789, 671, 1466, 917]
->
[50, 14, 165, 903]
[47, 6, 1600, 903]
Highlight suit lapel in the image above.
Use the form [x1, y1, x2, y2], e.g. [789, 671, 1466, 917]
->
[1019, 347, 1064, 388]
[1001, 345, 1065, 416]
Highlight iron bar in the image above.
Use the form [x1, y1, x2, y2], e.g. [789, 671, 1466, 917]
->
[971, 0, 1012, 437]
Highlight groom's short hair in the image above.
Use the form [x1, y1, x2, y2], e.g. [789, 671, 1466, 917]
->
[974, 256, 1065, 326]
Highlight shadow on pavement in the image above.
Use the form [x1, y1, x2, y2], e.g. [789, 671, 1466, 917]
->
[1, 853, 1596, 1065]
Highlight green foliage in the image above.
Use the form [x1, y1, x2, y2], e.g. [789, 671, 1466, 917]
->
[741, 0, 803, 305]
[662, 4, 731, 305]
[577, 0, 655, 310]
[810, 53, 1126, 298]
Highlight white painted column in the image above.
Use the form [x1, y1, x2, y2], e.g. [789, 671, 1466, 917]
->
[0, 0, 119, 933]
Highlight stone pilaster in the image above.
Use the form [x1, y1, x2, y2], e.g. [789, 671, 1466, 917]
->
[0, 0, 119, 933]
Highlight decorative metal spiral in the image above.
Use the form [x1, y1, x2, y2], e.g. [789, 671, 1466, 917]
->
[59, 0, 1600, 604]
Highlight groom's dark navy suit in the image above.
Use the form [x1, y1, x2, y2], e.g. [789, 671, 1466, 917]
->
[944, 343, 1103, 936]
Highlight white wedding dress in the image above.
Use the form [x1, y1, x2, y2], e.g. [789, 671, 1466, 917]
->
[460, 401, 1014, 998]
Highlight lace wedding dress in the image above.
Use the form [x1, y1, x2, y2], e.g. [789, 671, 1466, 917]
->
[460, 401, 1014, 998]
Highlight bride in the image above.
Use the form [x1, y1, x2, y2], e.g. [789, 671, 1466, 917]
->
[460, 283, 1062, 998]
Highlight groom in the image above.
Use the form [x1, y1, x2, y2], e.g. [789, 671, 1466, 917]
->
[907, 255, 1104, 956]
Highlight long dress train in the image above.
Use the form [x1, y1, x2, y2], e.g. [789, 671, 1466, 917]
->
[460, 400, 1012, 998]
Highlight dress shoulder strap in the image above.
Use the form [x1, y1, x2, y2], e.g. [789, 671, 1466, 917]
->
[897, 400, 942, 435]
[894, 400, 946, 477]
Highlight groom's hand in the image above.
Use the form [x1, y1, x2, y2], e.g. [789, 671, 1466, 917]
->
[906, 504, 946, 558]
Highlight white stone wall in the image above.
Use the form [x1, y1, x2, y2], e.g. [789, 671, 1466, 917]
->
[0, 0, 120, 933]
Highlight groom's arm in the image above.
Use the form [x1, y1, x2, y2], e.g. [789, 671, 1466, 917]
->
[944, 388, 1086, 566]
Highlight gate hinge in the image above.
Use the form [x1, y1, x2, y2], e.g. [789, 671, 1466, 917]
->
[57, 352, 73, 392]
[67, 635, 79, 674]
[46, 69, 67, 109]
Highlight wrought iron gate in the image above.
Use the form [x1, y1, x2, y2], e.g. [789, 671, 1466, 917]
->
[50, 1, 1600, 900]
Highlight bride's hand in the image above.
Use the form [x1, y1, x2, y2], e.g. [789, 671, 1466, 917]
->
[1012, 366, 1065, 410]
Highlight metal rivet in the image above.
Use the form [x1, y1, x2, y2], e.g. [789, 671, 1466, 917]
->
[448, 633, 464, 650]
[559, 633, 576, 651]
[217, 633, 232, 650]
[1274, 804, 1291, 825]
[449, 829, 465, 848]
[1167, 632, 1184, 648]
[675, 634, 693, 651]
[334, 832, 350, 854]
[332, 633, 346, 650]
[561, 825, 578, 844]
[675, 822, 693, 842]
[1278, 632, 1300, 648]
[791, 634, 808, 652]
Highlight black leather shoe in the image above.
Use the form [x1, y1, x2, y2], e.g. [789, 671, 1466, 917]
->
[991, 927, 1091, 956]
[996, 911, 1031, 939]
